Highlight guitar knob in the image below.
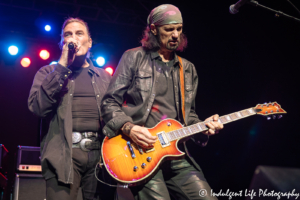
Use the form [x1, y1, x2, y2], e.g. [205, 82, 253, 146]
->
[133, 166, 138, 171]
[141, 163, 146, 168]
[278, 115, 283, 119]
[272, 115, 276, 119]
[147, 157, 152, 162]
[267, 116, 271, 120]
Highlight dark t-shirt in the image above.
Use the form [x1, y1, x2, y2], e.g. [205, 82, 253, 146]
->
[145, 55, 177, 128]
[72, 66, 100, 132]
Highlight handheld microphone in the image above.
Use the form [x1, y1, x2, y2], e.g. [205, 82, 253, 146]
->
[68, 42, 75, 50]
[229, 0, 250, 14]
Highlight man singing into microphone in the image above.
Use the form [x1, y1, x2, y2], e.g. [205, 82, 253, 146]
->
[28, 18, 114, 200]
[101, 4, 222, 200]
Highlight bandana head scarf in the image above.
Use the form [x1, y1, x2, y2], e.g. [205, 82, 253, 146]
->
[147, 4, 183, 26]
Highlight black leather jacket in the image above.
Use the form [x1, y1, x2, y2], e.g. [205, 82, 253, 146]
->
[101, 47, 209, 148]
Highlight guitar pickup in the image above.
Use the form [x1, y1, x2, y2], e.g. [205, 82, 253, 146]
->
[157, 131, 170, 148]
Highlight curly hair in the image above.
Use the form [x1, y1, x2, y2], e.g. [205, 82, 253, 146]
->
[140, 26, 188, 52]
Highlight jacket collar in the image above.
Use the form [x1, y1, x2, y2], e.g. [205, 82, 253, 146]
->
[150, 50, 179, 65]
[86, 58, 100, 76]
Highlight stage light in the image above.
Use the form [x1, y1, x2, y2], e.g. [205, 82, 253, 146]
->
[50, 61, 58, 65]
[45, 25, 51, 31]
[96, 57, 105, 67]
[105, 67, 114, 76]
[39, 50, 50, 60]
[8, 46, 18, 55]
[20, 58, 31, 68]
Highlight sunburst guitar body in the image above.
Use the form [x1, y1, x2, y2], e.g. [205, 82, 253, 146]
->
[102, 119, 184, 186]
[101, 102, 286, 186]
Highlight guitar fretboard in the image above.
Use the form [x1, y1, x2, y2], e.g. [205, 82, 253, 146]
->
[166, 108, 256, 141]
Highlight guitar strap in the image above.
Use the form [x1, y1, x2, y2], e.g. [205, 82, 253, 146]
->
[177, 56, 186, 125]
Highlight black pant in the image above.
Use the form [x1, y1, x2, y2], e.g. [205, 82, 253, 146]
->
[46, 148, 116, 200]
[130, 158, 217, 200]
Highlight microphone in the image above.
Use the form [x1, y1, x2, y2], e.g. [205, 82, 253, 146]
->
[68, 42, 75, 50]
[229, 0, 249, 14]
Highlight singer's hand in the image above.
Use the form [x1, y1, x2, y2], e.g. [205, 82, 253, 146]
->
[58, 38, 79, 67]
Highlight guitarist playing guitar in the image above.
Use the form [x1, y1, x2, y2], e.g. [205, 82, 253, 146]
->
[101, 4, 222, 200]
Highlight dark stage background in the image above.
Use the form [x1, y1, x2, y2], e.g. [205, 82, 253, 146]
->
[1, 0, 300, 199]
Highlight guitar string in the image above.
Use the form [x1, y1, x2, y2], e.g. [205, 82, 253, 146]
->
[97, 105, 280, 187]
[96, 108, 257, 187]
[167, 108, 256, 142]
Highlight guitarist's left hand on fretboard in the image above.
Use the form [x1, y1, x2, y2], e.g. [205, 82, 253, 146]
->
[202, 114, 224, 135]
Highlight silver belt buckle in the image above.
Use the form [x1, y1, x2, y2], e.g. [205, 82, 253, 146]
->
[80, 138, 92, 152]
[72, 132, 82, 144]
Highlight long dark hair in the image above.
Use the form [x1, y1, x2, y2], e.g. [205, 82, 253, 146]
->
[140, 26, 188, 52]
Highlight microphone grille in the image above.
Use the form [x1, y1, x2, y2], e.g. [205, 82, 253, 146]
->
[68, 43, 75, 50]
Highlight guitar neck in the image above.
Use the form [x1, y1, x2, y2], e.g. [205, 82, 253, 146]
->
[166, 107, 257, 142]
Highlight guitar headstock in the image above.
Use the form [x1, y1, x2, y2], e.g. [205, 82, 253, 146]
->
[254, 102, 286, 120]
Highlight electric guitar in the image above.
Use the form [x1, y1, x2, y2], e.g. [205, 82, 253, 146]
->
[101, 102, 286, 186]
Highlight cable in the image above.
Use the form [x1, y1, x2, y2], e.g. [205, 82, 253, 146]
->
[94, 163, 129, 188]
[286, 0, 300, 15]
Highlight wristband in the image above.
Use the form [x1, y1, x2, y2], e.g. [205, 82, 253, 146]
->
[121, 122, 135, 137]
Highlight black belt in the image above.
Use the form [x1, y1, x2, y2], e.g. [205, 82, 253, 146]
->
[72, 132, 100, 151]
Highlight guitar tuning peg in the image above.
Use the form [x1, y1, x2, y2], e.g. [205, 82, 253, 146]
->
[272, 115, 276, 120]
[278, 115, 283, 119]
[267, 116, 271, 120]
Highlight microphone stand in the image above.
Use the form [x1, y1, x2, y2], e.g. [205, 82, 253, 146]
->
[248, 0, 300, 23]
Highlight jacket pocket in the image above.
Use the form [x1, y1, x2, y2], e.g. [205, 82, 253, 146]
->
[135, 71, 152, 92]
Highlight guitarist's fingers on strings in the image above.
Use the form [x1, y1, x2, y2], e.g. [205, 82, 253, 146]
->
[129, 125, 157, 149]
[204, 114, 224, 135]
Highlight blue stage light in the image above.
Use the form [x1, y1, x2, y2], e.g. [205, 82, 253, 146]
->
[45, 25, 51, 31]
[50, 61, 58, 65]
[96, 57, 105, 67]
[8, 46, 18, 55]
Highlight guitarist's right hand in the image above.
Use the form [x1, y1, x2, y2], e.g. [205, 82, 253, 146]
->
[121, 123, 157, 148]
[130, 126, 157, 148]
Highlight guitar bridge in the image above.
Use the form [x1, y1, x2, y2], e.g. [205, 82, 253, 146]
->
[157, 131, 170, 148]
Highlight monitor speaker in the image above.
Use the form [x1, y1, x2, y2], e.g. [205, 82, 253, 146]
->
[13, 173, 83, 200]
[247, 165, 300, 200]
[13, 173, 45, 200]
